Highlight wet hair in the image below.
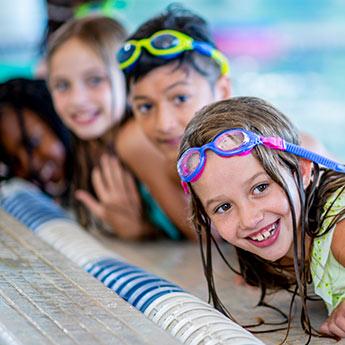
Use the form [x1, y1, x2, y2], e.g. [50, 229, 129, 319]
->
[46, 15, 129, 227]
[124, 3, 224, 88]
[179, 96, 345, 341]
[0, 77, 72, 198]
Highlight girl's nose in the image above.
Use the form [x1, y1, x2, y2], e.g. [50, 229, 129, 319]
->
[238, 202, 264, 230]
[31, 152, 44, 172]
[69, 84, 87, 106]
[155, 104, 177, 133]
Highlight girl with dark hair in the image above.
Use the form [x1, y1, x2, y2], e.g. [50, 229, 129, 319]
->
[116, 4, 231, 240]
[177, 96, 345, 342]
[0, 77, 71, 200]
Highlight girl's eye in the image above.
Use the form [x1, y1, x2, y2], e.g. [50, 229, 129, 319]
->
[214, 203, 232, 214]
[52, 80, 69, 92]
[28, 136, 41, 149]
[173, 94, 189, 105]
[135, 103, 153, 114]
[87, 76, 105, 87]
[253, 183, 269, 195]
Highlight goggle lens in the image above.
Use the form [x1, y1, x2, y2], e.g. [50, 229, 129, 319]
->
[179, 130, 249, 181]
[179, 150, 201, 177]
[118, 43, 136, 64]
[151, 34, 179, 49]
[214, 130, 247, 151]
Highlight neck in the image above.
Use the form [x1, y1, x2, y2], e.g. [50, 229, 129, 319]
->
[285, 230, 312, 263]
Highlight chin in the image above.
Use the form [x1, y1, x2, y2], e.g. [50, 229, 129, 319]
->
[44, 180, 67, 197]
[76, 130, 103, 141]
[260, 247, 290, 262]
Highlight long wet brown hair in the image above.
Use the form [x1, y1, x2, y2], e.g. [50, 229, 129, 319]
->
[179, 96, 345, 342]
[46, 15, 128, 227]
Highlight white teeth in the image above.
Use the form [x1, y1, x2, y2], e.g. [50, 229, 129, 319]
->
[249, 223, 277, 242]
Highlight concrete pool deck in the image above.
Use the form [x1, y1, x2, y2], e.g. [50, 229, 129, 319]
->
[92, 230, 343, 345]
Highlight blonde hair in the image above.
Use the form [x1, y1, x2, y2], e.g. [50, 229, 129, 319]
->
[46, 15, 128, 228]
[47, 14, 126, 74]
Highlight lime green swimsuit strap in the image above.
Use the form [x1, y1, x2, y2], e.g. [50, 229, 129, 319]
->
[311, 187, 345, 314]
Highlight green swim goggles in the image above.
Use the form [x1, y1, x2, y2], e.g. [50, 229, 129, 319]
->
[117, 29, 230, 75]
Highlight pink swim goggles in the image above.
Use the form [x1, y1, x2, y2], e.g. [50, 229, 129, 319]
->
[177, 128, 345, 186]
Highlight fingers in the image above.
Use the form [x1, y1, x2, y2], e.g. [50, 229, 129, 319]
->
[92, 166, 108, 201]
[320, 320, 345, 338]
[75, 189, 105, 219]
[100, 154, 122, 192]
[92, 154, 126, 202]
[320, 302, 345, 339]
[92, 154, 141, 208]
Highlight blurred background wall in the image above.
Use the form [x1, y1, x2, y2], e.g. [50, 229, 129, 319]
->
[0, 0, 344, 159]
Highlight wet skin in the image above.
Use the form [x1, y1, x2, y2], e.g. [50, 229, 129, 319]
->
[129, 63, 230, 165]
[193, 152, 304, 261]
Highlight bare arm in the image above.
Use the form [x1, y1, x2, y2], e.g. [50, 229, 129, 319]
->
[116, 119, 197, 240]
[319, 219, 345, 338]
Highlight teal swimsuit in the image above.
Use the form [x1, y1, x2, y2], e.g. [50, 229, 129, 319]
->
[138, 183, 182, 240]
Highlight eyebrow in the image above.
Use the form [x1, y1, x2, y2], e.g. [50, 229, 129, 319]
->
[51, 67, 107, 80]
[204, 171, 268, 210]
[132, 80, 191, 101]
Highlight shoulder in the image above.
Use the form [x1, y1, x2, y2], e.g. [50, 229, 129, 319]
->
[115, 119, 167, 179]
[116, 119, 143, 157]
[116, 119, 159, 161]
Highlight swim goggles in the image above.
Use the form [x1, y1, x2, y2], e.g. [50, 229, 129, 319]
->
[177, 128, 345, 185]
[117, 29, 230, 75]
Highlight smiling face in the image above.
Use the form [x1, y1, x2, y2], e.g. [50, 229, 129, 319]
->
[49, 38, 126, 140]
[0, 106, 67, 196]
[129, 63, 230, 163]
[193, 151, 303, 262]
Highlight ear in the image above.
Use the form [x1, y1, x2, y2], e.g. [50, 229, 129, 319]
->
[299, 158, 313, 188]
[214, 75, 231, 100]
